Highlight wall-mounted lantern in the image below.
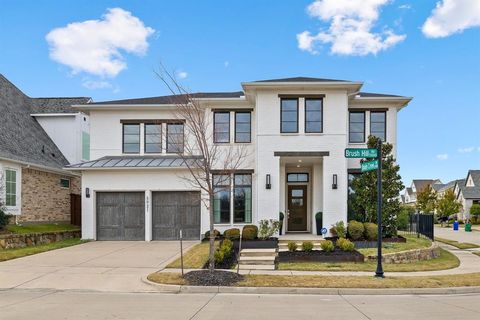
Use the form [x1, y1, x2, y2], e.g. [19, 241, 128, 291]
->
[332, 174, 338, 189]
[266, 174, 271, 189]
[86, 187, 90, 198]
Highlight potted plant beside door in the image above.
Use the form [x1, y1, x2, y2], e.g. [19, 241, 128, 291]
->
[279, 212, 285, 235]
[315, 212, 323, 235]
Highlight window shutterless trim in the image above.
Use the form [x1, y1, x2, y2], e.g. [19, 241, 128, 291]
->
[211, 108, 254, 112]
[287, 173, 309, 183]
[348, 108, 388, 112]
[278, 94, 325, 99]
[211, 169, 255, 174]
[348, 111, 365, 143]
[213, 111, 230, 144]
[144, 123, 162, 154]
[120, 119, 184, 124]
[166, 123, 184, 153]
[234, 111, 251, 143]
[280, 98, 299, 133]
[370, 111, 387, 141]
[304, 98, 323, 133]
[122, 123, 140, 154]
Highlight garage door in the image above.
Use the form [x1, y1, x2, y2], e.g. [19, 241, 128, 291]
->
[152, 191, 201, 240]
[96, 192, 145, 240]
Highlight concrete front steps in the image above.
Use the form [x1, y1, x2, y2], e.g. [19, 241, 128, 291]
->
[238, 248, 277, 270]
[278, 239, 325, 252]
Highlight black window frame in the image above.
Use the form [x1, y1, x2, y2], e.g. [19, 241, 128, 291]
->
[122, 123, 141, 154]
[233, 173, 252, 223]
[304, 98, 323, 133]
[213, 112, 230, 143]
[144, 123, 162, 154]
[280, 98, 299, 133]
[349, 111, 365, 143]
[287, 173, 309, 183]
[166, 123, 184, 153]
[370, 111, 386, 142]
[234, 111, 251, 143]
[60, 178, 70, 189]
[213, 174, 231, 224]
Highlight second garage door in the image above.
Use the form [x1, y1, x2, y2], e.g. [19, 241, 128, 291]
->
[152, 191, 201, 240]
[96, 192, 145, 241]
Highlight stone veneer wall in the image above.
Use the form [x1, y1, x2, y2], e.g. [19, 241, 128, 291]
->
[19, 168, 81, 223]
[0, 230, 81, 249]
[365, 243, 440, 263]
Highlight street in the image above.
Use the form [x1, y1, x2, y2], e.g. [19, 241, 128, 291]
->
[1, 289, 479, 320]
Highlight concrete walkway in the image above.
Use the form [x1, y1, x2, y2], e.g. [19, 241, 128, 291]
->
[435, 226, 480, 246]
[0, 240, 196, 292]
[163, 243, 480, 277]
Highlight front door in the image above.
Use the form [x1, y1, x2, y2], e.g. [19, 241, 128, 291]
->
[287, 185, 308, 231]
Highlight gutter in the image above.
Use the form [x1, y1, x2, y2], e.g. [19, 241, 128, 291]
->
[0, 156, 80, 177]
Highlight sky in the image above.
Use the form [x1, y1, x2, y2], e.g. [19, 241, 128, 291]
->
[0, 0, 479, 188]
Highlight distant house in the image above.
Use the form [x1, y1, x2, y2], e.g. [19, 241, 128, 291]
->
[457, 170, 480, 220]
[0, 74, 90, 223]
[403, 179, 442, 206]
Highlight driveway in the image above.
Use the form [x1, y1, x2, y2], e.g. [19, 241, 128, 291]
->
[0, 241, 196, 292]
[435, 226, 480, 246]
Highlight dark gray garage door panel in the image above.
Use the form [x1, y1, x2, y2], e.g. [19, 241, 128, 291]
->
[152, 191, 201, 240]
[97, 192, 145, 240]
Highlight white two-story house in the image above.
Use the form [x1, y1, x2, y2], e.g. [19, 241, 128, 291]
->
[69, 77, 411, 241]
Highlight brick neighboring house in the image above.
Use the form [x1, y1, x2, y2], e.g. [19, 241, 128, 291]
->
[0, 74, 90, 223]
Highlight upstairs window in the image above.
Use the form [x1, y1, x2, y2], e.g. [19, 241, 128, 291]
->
[349, 112, 365, 143]
[123, 124, 140, 153]
[370, 111, 386, 141]
[305, 99, 323, 133]
[235, 112, 251, 143]
[4, 169, 17, 207]
[214, 112, 230, 143]
[145, 124, 162, 153]
[167, 123, 184, 153]
[281, 99, 298, 133]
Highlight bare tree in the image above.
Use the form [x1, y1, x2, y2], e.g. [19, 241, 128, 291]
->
[155, 66, 249, 272]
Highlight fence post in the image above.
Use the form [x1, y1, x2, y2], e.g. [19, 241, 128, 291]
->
[180, 229, 184, 276]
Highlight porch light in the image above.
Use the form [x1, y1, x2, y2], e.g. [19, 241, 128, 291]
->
[266, 174, 271, 189]
[332, 174, 338, 189]
[86, 188, 90, 198]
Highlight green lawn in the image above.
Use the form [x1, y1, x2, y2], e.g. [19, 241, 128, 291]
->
[435, 237, 480, 249]
[6, 224, 80, 234]
[166, 241, 219, 269]
[473, 252, 480, 257]
[357, 235, 432, 257]
[0, 238, 85, 262]
[279, 248, 459, 272]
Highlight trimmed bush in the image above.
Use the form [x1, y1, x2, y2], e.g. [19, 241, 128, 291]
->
[287, 241, 298, 252]
[242, 225, 258, 240]
[223, 228, 240, 240]
[331, 221, 346, 238]
[204, 229, 220, 240]
[214, 239, 233, 264]
[363, 222, 378, 241]
[320, 240, 334, 252]
[302, 241, 314, 252]
[348, 220, 365, 240]
[336, 237, 355, 252]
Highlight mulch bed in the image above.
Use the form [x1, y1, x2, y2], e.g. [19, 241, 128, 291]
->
[184, 270, 244, 286]
[279, 250, 365, 263]
[232, 238, 278, 250]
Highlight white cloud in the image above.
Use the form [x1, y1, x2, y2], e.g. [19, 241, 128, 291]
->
[422, 0, 480, 38]
[46, 8, 154, 77]
[224, 61, 230, 67]
[398, 4, 411, 10]
[176, 71, 188, 79]
[436, 153, 449, 160]
[458, 146, 475, 153]
[297, 0, 406, 55]
[82, 79, 112, 90]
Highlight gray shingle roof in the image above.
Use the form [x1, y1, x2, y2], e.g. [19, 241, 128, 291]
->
[0, 74, 83, 169]
[438, 179, 464, 193]
[412, 179, 440, 192]
[461, 187, 480, 199]
[89, 91, 244, 105]
[67, 155, 203, 169]
[468, 170, 480, 186]
[253, 77, 349, 83]
[31, 97, 91, 113]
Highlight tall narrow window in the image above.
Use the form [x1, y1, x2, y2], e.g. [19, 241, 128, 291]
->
[167, 123, 184, 153]
[234, 174, 252, 223]
[145, 124, 162, 153]
[5, 169, 16, 207]
[370, 111, 386, 141]
[281, 99, 298, 133]
[213, 175, 231, 223]
[305, 99, 323, 133]
[349, 112, 365, 143]
[123, 124, 140, 153]
[213, 112, 230, 143]
[235, 112, 251, 143]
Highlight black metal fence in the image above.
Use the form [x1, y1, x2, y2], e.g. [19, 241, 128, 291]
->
[400, 213, 434, 240]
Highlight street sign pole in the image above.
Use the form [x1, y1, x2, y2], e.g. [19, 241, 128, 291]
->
[375, 139, 384, 278]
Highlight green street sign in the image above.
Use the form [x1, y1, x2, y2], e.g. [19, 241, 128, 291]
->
[361, 160, 379, 172]
[345, 148, 378, 158]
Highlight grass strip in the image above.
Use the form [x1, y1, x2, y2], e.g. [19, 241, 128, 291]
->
[6, 224, 80, 234]
[435, 237, 480, 249]
[357, 235, 431, 257]
[166, 241, 219, 269]
[0, 238, 85, 261]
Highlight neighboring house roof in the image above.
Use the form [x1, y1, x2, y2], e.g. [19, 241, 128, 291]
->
[412, 179, 440, 192]
[458, 171, 480, 200]
[461, 187, 480, 199]
[31, 97, 91, 113]
[438, 179, 464, 193]
[0, 74, 88, 170]
[67, 155, 202, 170]
[468, 170, 480, 186]
[405, 187, 413, 196]
[88, 91, 245, 105]
[432, 184, 444, 192]
[252, 76, 349, 83]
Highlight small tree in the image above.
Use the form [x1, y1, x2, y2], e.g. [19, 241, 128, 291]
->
[437, 189, 462, 221]
[352, 136, 404, 237]
[470, 204, 480, 223]
[0, 173, 11, 230]
[416, 184, 437, 214]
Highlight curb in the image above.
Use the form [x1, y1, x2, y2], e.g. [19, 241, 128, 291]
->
[141, 276, 480, 295]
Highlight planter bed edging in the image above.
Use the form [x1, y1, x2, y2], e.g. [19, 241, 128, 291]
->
[0, 230, 81, 249]
[364, 243, 440, 263]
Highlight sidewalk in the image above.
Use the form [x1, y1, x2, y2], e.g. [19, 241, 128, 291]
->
[162, 243, 480, 277]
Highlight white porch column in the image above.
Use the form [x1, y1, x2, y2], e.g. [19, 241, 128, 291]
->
[145, 190, 152, 241]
